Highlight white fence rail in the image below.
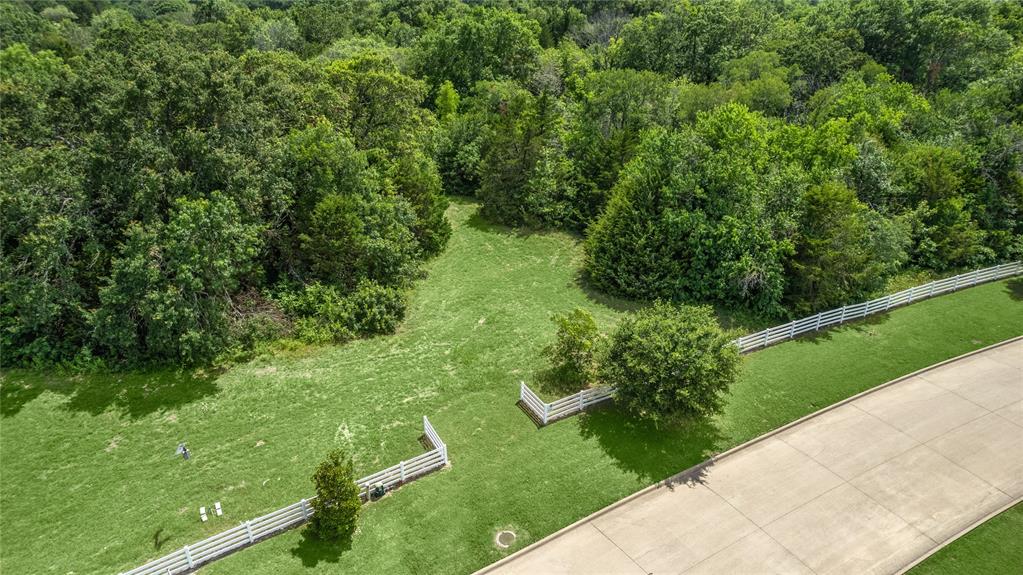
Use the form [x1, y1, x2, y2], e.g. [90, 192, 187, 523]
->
[520, 261, 1022, 426]
[121, 416, 448, 575]
[520, 382, 614, 425]
[733, 261, 1021, 352]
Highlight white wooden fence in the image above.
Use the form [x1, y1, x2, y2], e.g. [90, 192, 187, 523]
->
[120, 416, 448, 575]
[520, 382, 615, 425]
[520, 261, 1022, 425]
[734, 261, 1021, 352]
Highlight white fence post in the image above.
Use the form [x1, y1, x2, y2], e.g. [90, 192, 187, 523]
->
[399, 460, 406, 482]
[815, 312, 822, 330]
[839, 305, 847, 323]
[122, 414, 453, 575]
[578, 391, 584, 413]
[542, 402, 549, 425]
[953, 274, 960, 290]
[928, 281, 935, 297]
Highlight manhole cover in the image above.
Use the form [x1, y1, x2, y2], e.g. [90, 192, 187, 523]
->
[495, 530, 516, 548]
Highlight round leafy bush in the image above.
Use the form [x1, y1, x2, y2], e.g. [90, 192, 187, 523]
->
[600, 302, 739, 423]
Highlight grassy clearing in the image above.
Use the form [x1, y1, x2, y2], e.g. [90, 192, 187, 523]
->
[1, 199, 1020, 575]
[908, 502, 1023, 575]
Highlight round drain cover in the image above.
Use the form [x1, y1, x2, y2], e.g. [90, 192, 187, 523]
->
[495, 530, 516, 548]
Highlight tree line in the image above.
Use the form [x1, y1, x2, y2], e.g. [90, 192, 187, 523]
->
[2, 0, 1021, 367]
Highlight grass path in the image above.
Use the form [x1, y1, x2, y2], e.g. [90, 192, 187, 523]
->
[1, 199, 1020, 575]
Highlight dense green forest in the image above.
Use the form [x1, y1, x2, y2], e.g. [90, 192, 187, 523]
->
[2, 0, 1021, 367]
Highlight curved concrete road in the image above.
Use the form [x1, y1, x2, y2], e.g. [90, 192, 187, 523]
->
[479, 338, 1023, 575]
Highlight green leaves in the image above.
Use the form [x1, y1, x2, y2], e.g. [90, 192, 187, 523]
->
[413, 7, 542, 94]
[601, 302, 739, 423]
[542, 308, 605, 391]
[786, 182, 907, 312]
[612, 0, 776, 83]
[273, 281, 407, 345]
[807, 67, 930, 145]
[584, 107, 790, 314]
[4, 0, 1022, 368]
[310, 448, 361, 543]
[720, 50, 798, 116]
[301, 192, 420, 290]
[93, 193, 259, 364]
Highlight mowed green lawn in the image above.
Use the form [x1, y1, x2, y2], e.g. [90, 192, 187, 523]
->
[1, 199, 1021, 575]
[908, 502, 1023, 575]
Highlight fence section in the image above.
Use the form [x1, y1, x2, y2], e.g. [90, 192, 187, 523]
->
[520, 261, 1021, 426]
[121, 416, 449, 575]
[519, 382, 614, 425]
[734, 261, 1021, 353]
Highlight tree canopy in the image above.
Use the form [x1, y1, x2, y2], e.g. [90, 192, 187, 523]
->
[3, 0, 1021, 367]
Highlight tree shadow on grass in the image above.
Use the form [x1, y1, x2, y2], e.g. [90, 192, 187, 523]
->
[571, 270, 785, 331]
[773, 311, 893, 348]
[711, 304, 777, 333]
[290, 527, 352, 568]
[464, 210, 547, 240]
[577, 405, 724, 485]
[1006, 278, 1023, 302]
[572, 271, 645, 314]
[0, 369, 220, 420]
[531, 366, 587, 398]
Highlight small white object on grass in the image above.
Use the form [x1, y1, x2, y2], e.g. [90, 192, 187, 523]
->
[199, 506, 208, 522]
[214, 502, 222, 516]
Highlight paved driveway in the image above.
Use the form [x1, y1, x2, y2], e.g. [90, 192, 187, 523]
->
[479, 338, 1023, 575]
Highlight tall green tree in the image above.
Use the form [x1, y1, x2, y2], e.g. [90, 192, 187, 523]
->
[477, 82, 575, 227]
[720, 50, 797, 117]
[413, 7, 542, 94]
[567, 69, 679, 226]
[612, 0, 776, 82]
[309, 448, 361, 543]
[787, 182, 907, 312]
[585, 107, 791, 314]
[93, 193, 259, 363]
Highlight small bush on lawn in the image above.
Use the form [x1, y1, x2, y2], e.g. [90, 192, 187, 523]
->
[346, 282, 408, 335]
[542, 308, 605, 390]
[310, 448, 362, 542]
[600, 302, 739, 423]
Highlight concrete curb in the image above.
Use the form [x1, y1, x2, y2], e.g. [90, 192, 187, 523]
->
[474, 335, 1023, 575]
[893, 496, 1022, 574]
